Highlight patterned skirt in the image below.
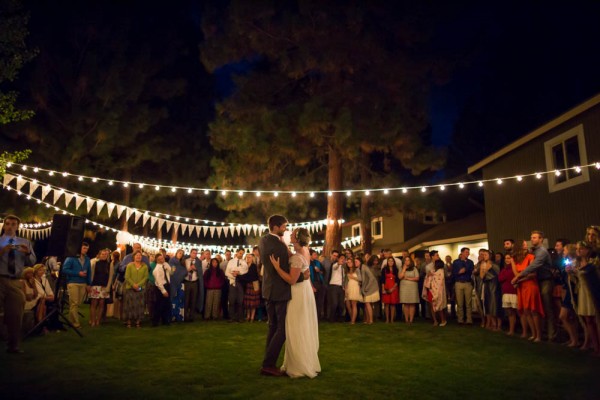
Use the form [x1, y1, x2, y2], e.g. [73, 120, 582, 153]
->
[244, 283, 261, 308]
[124, 289, 145, 321]
[89, 285, 110, 299]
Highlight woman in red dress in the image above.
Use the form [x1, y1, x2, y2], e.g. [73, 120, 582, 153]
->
[511, 244, 545, 342]
[380, 257, 399, 323]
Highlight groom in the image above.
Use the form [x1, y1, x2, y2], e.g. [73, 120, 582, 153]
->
[259, 214, 303, 377]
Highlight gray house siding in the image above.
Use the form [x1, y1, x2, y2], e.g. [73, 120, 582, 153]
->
[482, 104, 600, 250]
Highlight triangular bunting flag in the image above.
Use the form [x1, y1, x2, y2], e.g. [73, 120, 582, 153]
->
[106, 203, 116, 218]
[165, 221, 173, 233]
[142, 213, 150, 227]
[115, 205, 125, 219]
[216, 227, 222, 238]
[252, 225, 258, 236]
[52, 189, 62, 205]
[16, 176, 27, 192]
[41, 185, 51, 201]
[85, 197, 95, 213]
[195, 226, 201, 237]
[202, 226, 209, 236]
[125, 208, 132, 221]
[64, 193, 74, 208]
[173, 223, 180, 235]
[235, 226, 241, 236]
[75, 195, 85, 210]
[150, 216, 158, 229]
[28, 181, 39, 196]
[3, 173, 15, 186]
[134, 211, 142, 224]
[209, 227, 215, 238]
[157, 219, 165, 232]
[180, 224, 188, 236]
[96, 200, 106, 216]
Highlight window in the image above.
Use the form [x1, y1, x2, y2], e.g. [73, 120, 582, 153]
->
[544, 124, 589, 192]
[422, 212, 446, 225]
[351, 224, 361, 238]
[371, 217, 383, 239]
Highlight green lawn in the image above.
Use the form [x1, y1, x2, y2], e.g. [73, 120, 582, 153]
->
[2, 309, 599, 400]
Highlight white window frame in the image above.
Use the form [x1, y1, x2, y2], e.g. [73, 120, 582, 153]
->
[351, 223, 361, 239]
[544, 124, 589, 193]
[371, 217, 383, 239]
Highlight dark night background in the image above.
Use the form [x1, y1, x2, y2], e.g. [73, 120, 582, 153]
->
[1, 0, 600, 249]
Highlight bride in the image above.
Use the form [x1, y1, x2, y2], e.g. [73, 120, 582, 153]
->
[269, 228, 321, 378]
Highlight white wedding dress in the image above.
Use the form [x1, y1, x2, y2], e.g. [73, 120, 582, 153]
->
[281, 254, 321, 378]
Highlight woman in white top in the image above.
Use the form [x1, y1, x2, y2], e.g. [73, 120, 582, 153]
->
[270, 228, 320, 378]
[33, 264, 54, 331]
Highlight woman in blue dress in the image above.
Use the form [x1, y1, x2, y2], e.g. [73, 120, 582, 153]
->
[169, 249, 187, 322]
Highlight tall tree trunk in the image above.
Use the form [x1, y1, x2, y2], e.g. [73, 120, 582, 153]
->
[323, 149, 343, 255]
[360, 150, 372, 255]
[360, 195, 372, 255]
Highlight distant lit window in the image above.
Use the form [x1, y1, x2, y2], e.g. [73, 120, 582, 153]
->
[372, 217, 383, 239]
[544, 124, 589, 192]
[352, 224, 361, 238]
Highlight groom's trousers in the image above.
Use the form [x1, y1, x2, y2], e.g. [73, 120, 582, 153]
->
[263, 300, 288, 368]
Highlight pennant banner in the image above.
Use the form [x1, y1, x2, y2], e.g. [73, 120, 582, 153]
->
[28, 181, 39, 196]
[52, 189, 62, 205]
[134, 211, 142, 225]
[116, 205, 126, 219]
[64, 193, 74, 208]
[96, 200, 106, 216]
[85, 197, 94, 213]
[75, 195, 85, 210]
[106, 203, 116, 218]
[41, 185, 52, 201]
[3, 173, 15, 187]
[16, 176, 26, 192]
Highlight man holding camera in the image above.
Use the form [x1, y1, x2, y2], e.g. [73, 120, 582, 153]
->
[1, 215, 36, 353]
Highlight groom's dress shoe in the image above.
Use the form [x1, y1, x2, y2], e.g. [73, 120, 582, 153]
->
[260, 367, 284, 377]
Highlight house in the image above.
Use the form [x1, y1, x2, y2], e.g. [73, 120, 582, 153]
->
[341, 210, 487, 261]
[468, 93, 600, 250]
[341, 209, 445, 254]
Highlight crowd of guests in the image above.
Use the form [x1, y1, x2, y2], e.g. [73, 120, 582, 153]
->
[2, 211, 600, 357]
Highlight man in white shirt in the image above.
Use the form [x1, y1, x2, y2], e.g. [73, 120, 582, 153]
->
[1, 215, 36, 353]
[201, 250, 211, 274]
[152, 254, 171, 326]
[225, 248, 248, 322]
[327, 254, 346, 322]
[184, 249, 203, 322]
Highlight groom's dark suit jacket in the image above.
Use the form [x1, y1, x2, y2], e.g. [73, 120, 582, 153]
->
[259, 233, 303, 302]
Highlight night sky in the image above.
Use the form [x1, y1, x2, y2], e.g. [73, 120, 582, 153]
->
[2, 0, 600, 226]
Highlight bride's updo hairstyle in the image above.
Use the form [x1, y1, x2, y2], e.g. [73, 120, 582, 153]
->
[295, 228, 311, 247]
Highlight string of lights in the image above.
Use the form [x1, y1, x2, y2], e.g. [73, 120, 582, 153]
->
[3, 173, 335, 236]
[1, 184, 285, 253]
[6, 161, 600, 197]
[0, 183, 349, 252]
